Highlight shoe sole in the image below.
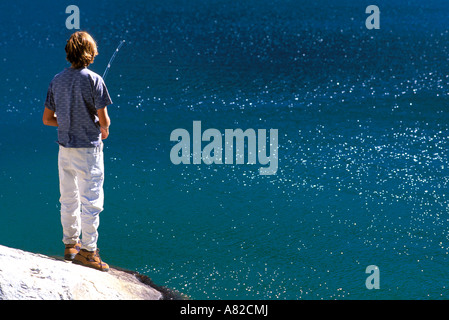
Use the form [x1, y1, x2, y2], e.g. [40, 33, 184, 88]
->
[64, 253, 77, 261]
[72, 258, 110, 272]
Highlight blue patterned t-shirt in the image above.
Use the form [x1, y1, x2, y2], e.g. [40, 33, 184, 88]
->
[44, 67, 112, 148]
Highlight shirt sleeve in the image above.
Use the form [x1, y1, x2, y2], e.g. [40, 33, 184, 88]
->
[93, 77, 113, 110]
[44, 82, 56, 111]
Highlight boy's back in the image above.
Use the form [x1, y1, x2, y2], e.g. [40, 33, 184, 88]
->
[45, 67, 111, 148]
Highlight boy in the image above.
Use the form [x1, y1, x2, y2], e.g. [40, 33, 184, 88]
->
[43, 31, 112, 272]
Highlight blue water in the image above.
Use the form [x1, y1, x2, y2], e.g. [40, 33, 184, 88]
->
[1, 0, 449, 299]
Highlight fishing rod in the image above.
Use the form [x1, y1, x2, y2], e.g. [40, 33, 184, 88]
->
[102, 40, 126, 80]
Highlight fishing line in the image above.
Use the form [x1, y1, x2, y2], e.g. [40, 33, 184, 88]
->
[102, 40, 126, 80]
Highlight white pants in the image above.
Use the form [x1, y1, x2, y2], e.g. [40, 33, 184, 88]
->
[58, 143, 104, 252]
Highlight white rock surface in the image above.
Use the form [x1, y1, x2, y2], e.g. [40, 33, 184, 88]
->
[0, 245, 163, 300]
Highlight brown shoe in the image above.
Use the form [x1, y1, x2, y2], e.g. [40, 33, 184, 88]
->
[64, 240, 81, 261]
[73, 249, 109, 272]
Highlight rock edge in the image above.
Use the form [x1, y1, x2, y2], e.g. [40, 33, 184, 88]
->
[0, 244, 179, 300]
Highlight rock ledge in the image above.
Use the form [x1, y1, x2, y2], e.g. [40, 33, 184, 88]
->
[0, 244, 172, 300]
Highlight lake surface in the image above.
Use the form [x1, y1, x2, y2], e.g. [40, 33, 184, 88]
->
[1, 0, 449, 299]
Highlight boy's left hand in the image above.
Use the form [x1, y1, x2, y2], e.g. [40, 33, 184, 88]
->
[100, 126, 109, 140]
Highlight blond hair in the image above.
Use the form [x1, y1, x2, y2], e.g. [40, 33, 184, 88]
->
[65, 31, 98, 68]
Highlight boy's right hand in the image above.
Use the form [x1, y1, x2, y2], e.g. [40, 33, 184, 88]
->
[100, 126, 109, 140]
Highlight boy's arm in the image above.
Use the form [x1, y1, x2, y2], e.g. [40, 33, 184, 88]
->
[97, 106, 111, 140]
[42, 107, 58, 127]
